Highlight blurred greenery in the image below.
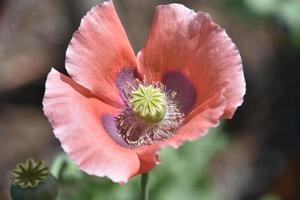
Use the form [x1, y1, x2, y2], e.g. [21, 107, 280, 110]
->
[223, 0, 300, 46]
[244, 0, 300, 29]
[245, 0, 300, 43]
[51, 126, 229, 200]
[260, 194, 282, 200]
[259, 194, 282, 200]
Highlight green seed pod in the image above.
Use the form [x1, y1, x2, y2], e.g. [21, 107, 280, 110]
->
[130, 84, 167, 123]
[10, 159, 58, 200]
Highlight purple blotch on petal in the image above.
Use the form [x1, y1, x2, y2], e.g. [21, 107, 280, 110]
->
[162, 71, 197, 114]
[115, 67, 137, 102]
[101, 114, 131, 148]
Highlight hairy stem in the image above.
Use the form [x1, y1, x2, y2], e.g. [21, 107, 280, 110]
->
[140, 173, 149, 200]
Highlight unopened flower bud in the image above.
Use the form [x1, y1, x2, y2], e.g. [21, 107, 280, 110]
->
[10, 159, 58, 200]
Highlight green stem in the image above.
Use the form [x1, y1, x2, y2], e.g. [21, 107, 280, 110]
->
[140, 173, 149, 200]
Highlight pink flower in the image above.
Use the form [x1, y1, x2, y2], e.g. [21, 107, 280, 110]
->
[43, 0, 245, 183]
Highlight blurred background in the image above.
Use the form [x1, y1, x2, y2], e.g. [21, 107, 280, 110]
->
[0, 0, 299, 199]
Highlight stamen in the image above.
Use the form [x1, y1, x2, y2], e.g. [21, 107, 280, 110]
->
[116, 80, 184, 147]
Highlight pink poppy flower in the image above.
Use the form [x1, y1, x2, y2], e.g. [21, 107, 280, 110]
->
[43, 0, 245, 183]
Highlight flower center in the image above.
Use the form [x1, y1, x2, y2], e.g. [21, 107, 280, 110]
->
[116, 80, 185, 147]
[129, 84, 167, 123]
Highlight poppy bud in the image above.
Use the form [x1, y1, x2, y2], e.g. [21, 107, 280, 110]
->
[10, 159, 58, 200]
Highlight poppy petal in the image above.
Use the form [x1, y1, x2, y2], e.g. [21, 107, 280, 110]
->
[136, 145, 160, 174]
[135, 90, 227, 173]
[162, 71, 197, 114]
[137, 3, 245, 118]
[66, 1, 136, 107]
[168, 90, 227, 147]
[43, 69, 140, 183]
[137, 3, 201, 81]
